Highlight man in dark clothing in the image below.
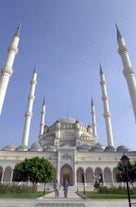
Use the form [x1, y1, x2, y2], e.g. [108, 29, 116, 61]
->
[63, 179, 69, 198]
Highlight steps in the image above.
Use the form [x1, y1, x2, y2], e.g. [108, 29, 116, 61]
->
[40, 186, 83, 200]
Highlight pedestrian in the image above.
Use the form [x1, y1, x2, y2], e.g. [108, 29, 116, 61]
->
[63, 179, 69, 198]
[54, 179, 61, 198]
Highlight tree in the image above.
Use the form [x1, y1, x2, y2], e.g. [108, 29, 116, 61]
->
[13, 156, 54, 186]
[117, 160, 136, 187]
[94, 178, 100, 192]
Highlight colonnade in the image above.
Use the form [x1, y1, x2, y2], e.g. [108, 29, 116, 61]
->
[0, 164, 119, 186]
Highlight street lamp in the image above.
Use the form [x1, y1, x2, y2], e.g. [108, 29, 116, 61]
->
[83, 173, 86, 195]
[120, 154, 131, 207]
[43, 173, 47, 195]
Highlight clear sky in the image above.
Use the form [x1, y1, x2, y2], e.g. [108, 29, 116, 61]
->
[0, 0, 136, 150]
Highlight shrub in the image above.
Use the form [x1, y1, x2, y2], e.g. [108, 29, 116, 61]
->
[0, 183, 37, 194]
[99, 186, 136, 194]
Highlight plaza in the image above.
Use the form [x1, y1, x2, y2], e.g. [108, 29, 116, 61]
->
[0, 189, 136, 207]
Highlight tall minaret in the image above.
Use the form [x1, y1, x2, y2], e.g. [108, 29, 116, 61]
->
[100, 65, 114, 146]
[116, 24, 136, 121]
[0, 24, 20, 115]
[91, 97, 97, 137]
[39, 98, 46, 137]
[21, 67, 37, 147]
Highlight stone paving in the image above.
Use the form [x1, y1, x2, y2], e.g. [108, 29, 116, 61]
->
[0, 188, 136, 207]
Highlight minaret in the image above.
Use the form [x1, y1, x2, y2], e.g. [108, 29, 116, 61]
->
[116, 24, 136, 121]
[100, 65, 114, 146]
[0, 24, 20, 115]
[21, 67, 37, 147]
[91, 97, 97, 137]
[39, 98, 46, 137]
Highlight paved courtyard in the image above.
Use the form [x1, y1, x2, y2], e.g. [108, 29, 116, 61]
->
[0, 189, 136, 207]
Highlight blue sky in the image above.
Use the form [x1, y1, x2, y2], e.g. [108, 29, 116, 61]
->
[0, 0, 136, 150]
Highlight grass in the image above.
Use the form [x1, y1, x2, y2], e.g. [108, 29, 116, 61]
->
[0, 190, 136, 200]
[82, 191, 136, 199]
[0, 191, 49, 199]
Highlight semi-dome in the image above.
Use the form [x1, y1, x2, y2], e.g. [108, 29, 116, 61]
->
[105, 146, 116, 152]
[90, 143, 104, 152]
[3, 144, 16, 151]
[77, 144, 90, 151]
[29, 142, 43, 151]
[46, 145, 57, 152]
[117, 145, 130, 152]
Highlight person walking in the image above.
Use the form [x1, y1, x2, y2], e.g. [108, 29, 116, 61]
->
[54, 179, 61, 198]
[63, 179, 69, 198]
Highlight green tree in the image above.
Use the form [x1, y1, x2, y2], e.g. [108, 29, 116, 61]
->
[13, 156, 54, 186]
[94, 179, 100, 192]
[117, 160, 136, 187]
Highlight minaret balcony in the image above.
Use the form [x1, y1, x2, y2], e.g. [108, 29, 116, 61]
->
[8, 45, 18, 54]
[1, 66, 13, 76]
[123, 67, 135, 76]
[118, 45, 128, 54]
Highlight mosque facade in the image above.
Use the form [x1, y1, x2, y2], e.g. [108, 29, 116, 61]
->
[0, 25, 136, 190]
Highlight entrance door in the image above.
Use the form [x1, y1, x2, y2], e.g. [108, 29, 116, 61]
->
[60, 164, 73, 186]
[63, 174, 70, 184]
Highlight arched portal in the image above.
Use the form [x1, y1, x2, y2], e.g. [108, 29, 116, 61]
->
[95, 167, 103, 183]
[3, 166, 12, 183]
[77, 167, 84, 183]
[104, 167, 112, 183]
[113, 167, 120, 182]
[60, 164, 73, 186]
[86, 167, 93, 183]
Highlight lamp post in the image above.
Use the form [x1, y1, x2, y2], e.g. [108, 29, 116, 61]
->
[83, 173, 86, 195]
[120, 154, 131, 207]
[43, 173, 46, 195]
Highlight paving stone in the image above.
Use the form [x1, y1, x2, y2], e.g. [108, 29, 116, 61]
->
[35, 203, 85, 207]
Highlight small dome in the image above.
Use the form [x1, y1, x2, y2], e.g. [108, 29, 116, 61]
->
[96, 142, 104, 148]
[77, 144, 90, 151]
[46, 145, 57, 152]
[117, 145, 130, 152]
[56, 120, 60, 123]
[29, 142, 43, 151]
[3, 144, 16, 151]
[90, 143, 104, 152]
[17, 145, 28, 151]
[105, 146, 116, 152]
[80, 132, 90, 138]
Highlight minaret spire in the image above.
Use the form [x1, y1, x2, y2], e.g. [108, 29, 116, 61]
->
[116, 25, 136, 121]
[91, 97, 97, 137]
[116, 24, 122, 39]
[14, 23, 21, 37]
[100, 64, 114, 146]
[0, 25, 20, 115]
[39, 97, 46, 137]
[21, 67, 37, 148]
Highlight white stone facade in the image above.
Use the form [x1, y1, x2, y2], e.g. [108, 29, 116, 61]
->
[1, 117, 136, 189]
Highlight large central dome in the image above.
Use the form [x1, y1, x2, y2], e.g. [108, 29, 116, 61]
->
[58, 117, 77, 124]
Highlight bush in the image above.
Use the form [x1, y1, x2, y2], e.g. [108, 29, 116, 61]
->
[0, 183, 37, 194]
[99, 186, 136, 194]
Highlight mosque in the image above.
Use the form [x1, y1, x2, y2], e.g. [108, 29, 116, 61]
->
[0, 24, 135, 190]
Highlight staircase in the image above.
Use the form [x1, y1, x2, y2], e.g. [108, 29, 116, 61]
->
[41, 186, 83, 200]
